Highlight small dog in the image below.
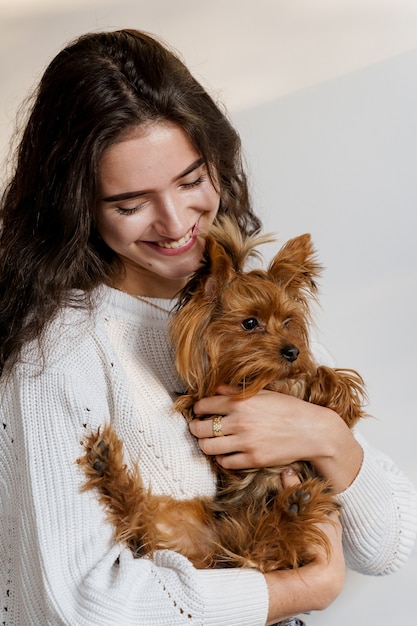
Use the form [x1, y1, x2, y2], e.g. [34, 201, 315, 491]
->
[78, 216, 366, 572]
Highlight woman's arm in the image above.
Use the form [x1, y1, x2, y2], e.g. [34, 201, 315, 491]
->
[264, 523, 344, 625]
[1, 359, 346, 626]
[264, 471, 345, 625]
[190, 388, 417, 575]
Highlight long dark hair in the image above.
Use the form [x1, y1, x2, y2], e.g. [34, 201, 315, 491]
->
[0, 29, 261, 374]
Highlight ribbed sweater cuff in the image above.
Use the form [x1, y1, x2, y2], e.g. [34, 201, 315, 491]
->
[196, 567, 268, 626]
[337, 439, 417, 574]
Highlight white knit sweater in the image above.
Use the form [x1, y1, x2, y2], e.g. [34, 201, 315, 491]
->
[1, 286, 416, 626]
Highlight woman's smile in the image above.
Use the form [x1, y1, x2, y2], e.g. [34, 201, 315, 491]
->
[146, 221, 198, 253]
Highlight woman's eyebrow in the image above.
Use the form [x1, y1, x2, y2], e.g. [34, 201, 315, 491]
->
[102, 190, 147, 202]
[102, 158, 205, 203]
[176, 157, 205, 180]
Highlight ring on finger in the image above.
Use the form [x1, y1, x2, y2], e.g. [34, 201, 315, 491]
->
[212, 415, 224, 437]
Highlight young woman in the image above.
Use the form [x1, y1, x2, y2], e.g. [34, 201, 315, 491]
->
[0, 29, 415, 626]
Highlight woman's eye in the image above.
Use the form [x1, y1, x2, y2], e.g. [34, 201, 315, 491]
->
[241, 317, 259, 331]
[181, 175, 206, 189]
[115, 203, 146, 216]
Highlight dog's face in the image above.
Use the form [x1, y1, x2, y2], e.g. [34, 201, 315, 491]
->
[171, 218, 321, 399]
[198, 270, 315, 392]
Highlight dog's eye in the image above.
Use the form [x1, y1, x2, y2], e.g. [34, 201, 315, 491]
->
[283, 318, 291, 329]
[241, 317, 259, 331]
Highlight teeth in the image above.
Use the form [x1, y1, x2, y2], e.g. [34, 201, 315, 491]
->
[157, 228, 193, 249]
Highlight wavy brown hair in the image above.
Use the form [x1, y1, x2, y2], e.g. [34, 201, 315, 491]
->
[0, 29, 261, 374]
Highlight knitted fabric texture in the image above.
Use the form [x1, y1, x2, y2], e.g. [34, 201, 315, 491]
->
[1, 286, 416, 625]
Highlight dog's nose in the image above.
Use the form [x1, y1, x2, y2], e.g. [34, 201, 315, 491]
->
[280, 344, 300, 362]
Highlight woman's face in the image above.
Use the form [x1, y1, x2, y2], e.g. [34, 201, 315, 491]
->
[97, 122, 220, 297]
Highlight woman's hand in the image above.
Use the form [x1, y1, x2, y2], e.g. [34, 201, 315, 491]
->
[264, 469, 345, 624]
[189, 386, 363, 493]
[265, 515, 345, 623]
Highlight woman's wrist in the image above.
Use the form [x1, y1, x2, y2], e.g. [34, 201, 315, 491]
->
[264, 556, 345, 624]
[309, 405, 363, 493]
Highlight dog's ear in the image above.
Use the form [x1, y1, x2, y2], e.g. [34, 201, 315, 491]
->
[202, 235, 236, 301]
[267, 234, 322, 299]
[209, 215, 275, 272]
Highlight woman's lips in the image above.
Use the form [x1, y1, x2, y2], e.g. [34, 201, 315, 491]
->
[144, 223, 199, 256]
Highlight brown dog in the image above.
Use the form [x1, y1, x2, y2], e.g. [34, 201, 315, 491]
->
[78, 216, 366, 572]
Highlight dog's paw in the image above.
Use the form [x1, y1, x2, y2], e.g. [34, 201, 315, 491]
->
[286, 488, 312, 516]
[283, 479, 339, 520]
[91, 438, 110, 475]
[78, 424, 123, 480]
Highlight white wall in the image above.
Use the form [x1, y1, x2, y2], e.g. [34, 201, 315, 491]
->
[1, 2, 416, 624]
[233, 49, 417, 624]
[234, 49, 417, 483]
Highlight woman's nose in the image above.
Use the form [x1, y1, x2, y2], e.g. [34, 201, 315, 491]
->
[153, 193, 188, 239]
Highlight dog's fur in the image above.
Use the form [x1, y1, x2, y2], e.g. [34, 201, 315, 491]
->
[78, 216, 367, 572]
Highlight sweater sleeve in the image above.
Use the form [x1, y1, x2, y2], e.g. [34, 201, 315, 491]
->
[337, 430, 417, 575]
[0, 358, 268, 626]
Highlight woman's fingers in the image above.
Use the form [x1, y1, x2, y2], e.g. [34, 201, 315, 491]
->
[189, 417, 302, 477]
[189, 416, 229, 439]
[190, 418, 240, 457]
[280, 467, 301, 488]
[192, 390, 237, 418]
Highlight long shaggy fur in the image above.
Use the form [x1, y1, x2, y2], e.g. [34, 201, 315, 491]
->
[78, 216, 367, 572]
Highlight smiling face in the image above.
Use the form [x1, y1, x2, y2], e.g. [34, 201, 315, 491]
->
[97, 122, 221, 297]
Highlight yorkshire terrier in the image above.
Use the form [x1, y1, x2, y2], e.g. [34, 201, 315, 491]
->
[78, 216, 366, 572]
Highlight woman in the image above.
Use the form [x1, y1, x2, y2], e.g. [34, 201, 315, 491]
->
[0, 29, 415, 626]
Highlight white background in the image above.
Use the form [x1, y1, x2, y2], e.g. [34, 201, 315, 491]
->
[1, 1, 416, 623]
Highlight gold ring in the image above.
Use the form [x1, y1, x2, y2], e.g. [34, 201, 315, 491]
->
[212, 415, 224, 437]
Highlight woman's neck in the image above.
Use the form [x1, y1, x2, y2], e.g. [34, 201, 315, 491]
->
[113, 272, 186, 299]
